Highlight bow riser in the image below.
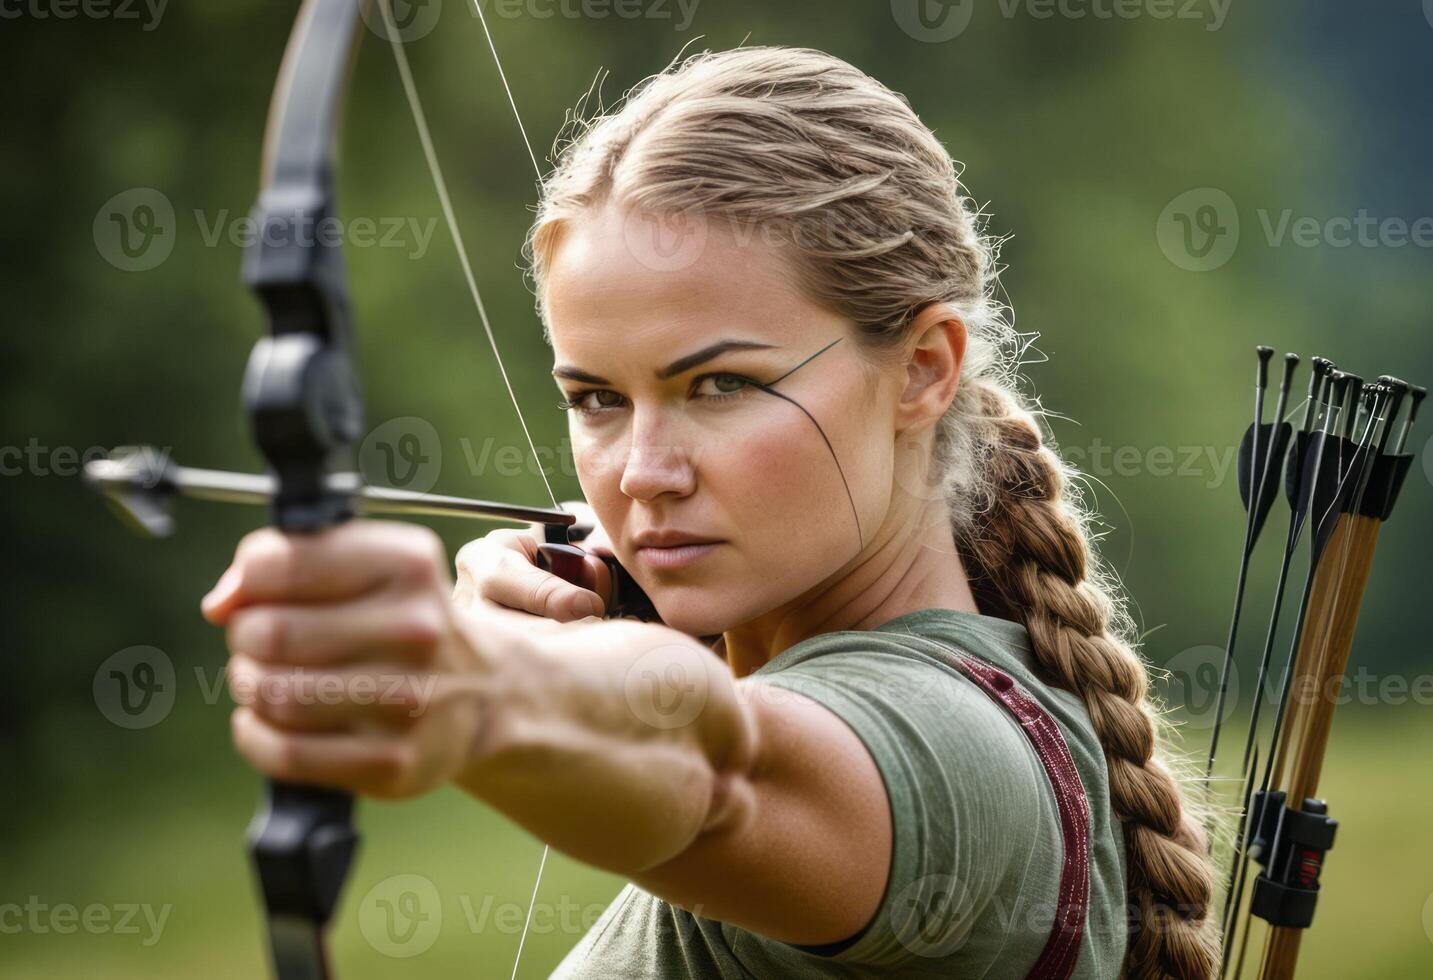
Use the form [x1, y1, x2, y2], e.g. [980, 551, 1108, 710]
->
[241, 3, 367, 978]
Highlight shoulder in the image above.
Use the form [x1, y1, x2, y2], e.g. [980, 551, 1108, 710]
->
[733, 611, 1084, 969]
[750, 608, 1049, 769]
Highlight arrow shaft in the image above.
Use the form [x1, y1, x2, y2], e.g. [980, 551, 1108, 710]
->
[169, 465, 575, 526]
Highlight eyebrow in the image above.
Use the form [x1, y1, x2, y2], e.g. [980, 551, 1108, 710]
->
[552, 340, 780, 385]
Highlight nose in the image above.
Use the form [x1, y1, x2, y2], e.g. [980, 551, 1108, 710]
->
[618, 409, 697, 503]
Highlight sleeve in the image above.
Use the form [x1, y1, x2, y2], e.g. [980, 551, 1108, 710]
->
[753, 646, 1059, 969]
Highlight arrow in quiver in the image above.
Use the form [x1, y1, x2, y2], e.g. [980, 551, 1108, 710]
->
[1204, 348, 1422, 980]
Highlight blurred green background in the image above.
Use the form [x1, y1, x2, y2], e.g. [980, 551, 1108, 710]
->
[3, 1, 1430, 976]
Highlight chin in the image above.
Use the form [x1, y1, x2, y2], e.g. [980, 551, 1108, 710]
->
[652, 605, 729, 639]
[640, 583, 733, 638]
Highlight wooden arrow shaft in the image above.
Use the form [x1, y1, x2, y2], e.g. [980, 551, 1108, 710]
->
[1255, 513, 1381, 980]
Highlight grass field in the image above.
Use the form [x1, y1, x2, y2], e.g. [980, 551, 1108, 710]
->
[6, 705, 1430, 978]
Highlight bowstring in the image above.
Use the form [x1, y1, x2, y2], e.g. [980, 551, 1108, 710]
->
[469, 0, 544, 179]
[377, 0, 558, 511]
[375, 1, 555, 976]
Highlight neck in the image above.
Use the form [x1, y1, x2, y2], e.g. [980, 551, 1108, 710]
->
[721, 493, 980, 677]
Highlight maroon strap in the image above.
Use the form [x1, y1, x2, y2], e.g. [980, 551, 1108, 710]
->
[948, 653, 1091, 980]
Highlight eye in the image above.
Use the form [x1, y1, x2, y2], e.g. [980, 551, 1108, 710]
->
[557, 389, 627, 416]
[693, 373, 756, 401]
[559, 373, 758, 416]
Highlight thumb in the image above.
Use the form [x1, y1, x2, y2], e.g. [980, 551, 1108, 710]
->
[535, 543, 612, 618]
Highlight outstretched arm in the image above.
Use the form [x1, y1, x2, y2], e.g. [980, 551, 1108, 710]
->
[204, 520, 891, 948]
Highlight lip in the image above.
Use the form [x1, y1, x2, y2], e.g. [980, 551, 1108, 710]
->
[635, 541, 721, 570]
[631, 530, 722, 548]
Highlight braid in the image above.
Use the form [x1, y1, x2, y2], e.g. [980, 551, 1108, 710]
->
[953, 382, 1220, 979]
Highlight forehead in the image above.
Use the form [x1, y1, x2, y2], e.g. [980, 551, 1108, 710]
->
[542, 202, 839, 363]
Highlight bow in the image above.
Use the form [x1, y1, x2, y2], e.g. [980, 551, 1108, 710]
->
[84, 0, 650, 976]
[1204, 348, 1425, 978]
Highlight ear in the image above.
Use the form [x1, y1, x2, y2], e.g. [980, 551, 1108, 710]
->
[895, 304, 967, 436]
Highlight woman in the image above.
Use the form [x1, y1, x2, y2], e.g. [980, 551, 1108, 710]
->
[202, 47, 1219, 978]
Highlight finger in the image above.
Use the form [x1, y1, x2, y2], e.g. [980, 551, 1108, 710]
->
[203, 522, 447, 624]
[456, 591, 623, 641]
[503, 546, 607, 620]
[231, 706, 460, 799]
[225, 592, 447, 668]
[458, 532, 604, 620]
[229, 656, 454, 732]
[454, 528, 537, 592]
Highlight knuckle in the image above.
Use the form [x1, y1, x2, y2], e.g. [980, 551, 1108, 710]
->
[369, 742, 418, 797]
[266, 687, 308, 728]
[418, 526, 448, 567]
[526, 576, 570, 619]
[458, 530, 530, 572]
[396, 527, 446, 586]
[489, 528, 531, 548]
[236, 528, 290, 573]
[233, 608, 288, 662]
[271, 733, 309, 781]
[235, 527, 274, 561]
[494, 548, 531, 577]
[229, 707, 255, 752]
[381, 677, 425, 720]
[395, 601, 445, 659]
[453, 540, 482, 574]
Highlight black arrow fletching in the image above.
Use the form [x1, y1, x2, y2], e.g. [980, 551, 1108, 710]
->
[1237, 420, 1293, 542]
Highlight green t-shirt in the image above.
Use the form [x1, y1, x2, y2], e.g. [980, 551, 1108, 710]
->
[551, 609, 1128, 978]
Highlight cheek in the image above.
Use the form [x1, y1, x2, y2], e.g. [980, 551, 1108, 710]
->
[571, 428, 624, 507]
[715, 399, 880, 556]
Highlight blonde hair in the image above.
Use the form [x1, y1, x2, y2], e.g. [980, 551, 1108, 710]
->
[527, 46, 1219, 978]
